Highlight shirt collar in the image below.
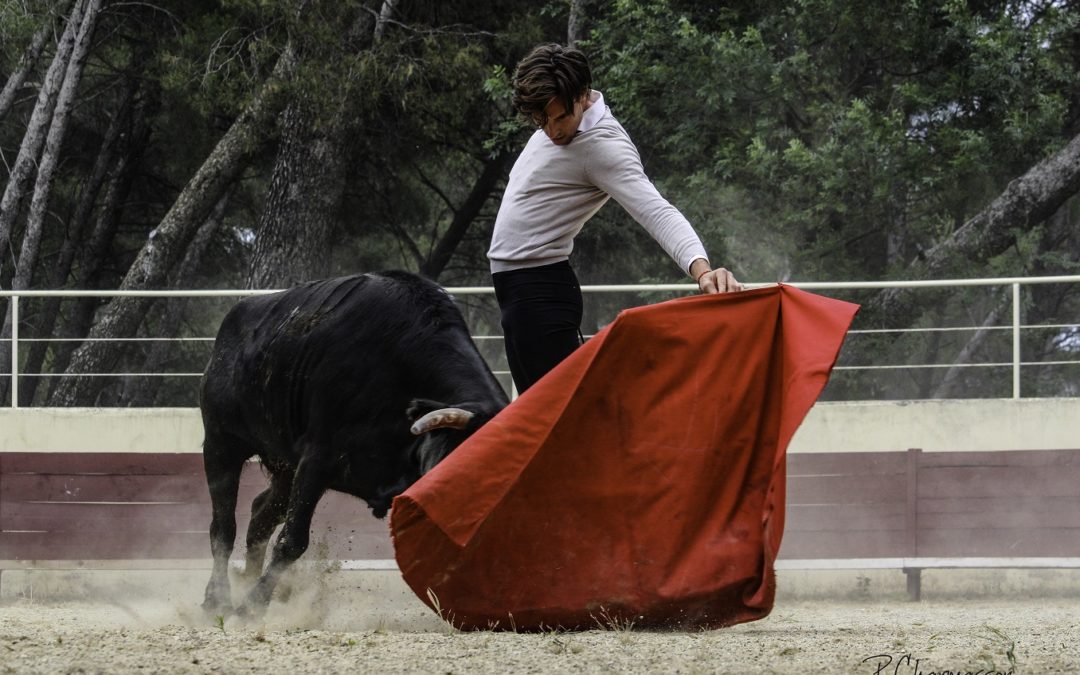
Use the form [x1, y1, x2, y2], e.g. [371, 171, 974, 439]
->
[577, 90, 606, 134]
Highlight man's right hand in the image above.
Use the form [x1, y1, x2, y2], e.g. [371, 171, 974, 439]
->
[691, 261, 743, 295]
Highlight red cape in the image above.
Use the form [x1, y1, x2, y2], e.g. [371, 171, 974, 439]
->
[391, 285, 858, 630]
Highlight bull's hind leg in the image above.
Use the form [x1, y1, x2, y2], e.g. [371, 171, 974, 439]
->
[201, 436, 247, 616]
[238, 441, 332, 616]
[242, 470, 293, 580]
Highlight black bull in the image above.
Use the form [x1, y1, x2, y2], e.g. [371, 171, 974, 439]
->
[200, 271, 508, 616]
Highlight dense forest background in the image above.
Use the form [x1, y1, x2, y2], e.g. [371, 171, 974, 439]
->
[1, 0, 1078, 406]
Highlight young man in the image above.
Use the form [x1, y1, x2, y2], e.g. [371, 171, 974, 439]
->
[488, 43, 742, 393]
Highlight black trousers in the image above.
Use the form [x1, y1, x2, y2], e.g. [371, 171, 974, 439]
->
[492, 261, 584, 394]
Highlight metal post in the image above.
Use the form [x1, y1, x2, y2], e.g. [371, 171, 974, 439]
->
[1012, 283, 1021, 399]
[10, 295, 17, 409]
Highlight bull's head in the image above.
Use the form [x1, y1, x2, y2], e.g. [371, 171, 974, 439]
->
[406, 398, 502, 475]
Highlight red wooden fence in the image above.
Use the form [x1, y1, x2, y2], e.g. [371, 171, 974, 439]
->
[0, 453, 390, 562]
[785, 448, 1080, 559]
[2, 448, 1079, 565]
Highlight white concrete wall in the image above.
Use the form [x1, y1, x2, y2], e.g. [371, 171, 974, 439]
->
[0, 408, 205, 454]
[788, 398, 1080, 453]
[0, 398, 1077, 454]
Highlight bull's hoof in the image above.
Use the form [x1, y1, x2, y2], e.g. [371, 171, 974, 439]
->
[231, 601, 268, 625]
[235, 586, 271, 621]
[240, 559, 265, 581]
[202, 577, 234, 617]
[201, 598, 234, 620]
[275, 583, 292, 603]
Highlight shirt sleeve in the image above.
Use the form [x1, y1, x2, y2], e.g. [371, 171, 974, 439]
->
[584, 130, 709, 276]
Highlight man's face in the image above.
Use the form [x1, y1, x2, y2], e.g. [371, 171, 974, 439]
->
[534, 94, 587, 146]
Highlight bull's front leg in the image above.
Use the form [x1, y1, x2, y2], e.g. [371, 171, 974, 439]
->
[242, 470, 293, 581]
[236, 444, 331, 617]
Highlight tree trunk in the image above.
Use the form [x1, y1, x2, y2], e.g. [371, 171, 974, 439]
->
[0, 0, 102, 404]
[46, 88, 155, 401]
[1022, 203, 1080, 396]
[911, 305, 945, 399]
[567, 0, 588, 47]
[119, 193, 230, 407]
[874, 131, 1080, 326]
[0, 8, 59, 123]
[931, 292, 1009, 398]
[419, 150, 511, 280]
[0, 0, 85, 270]
[246, 95, 348, 288]
[48, 47, 296, 406]
[374, 0, 398, 43]
[19, 77, 138, 406]
[45, 146, 140, 403]
[245, 6, 373, 290]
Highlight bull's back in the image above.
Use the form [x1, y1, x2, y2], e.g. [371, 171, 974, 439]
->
[200, 272, 483, 445]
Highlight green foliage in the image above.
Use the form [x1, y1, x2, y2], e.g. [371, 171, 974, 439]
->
[584, 0, 1080, 399]
[0, 1, 46, 64]
[2, 0, 1079, 403]
[590, 0, 1080, 283]
[156, 1, 286, 118]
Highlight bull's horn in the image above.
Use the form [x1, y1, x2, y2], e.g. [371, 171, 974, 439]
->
[410, 408, 475, 435]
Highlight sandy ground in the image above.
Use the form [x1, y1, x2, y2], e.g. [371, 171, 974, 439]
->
[2, 567, 1078, 674]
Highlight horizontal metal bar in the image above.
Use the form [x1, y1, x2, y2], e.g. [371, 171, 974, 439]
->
[834, 360, 1080, 371]
[9, 361, 1078, 379]
[833, 363, 1013, 371]
[2, 277, 1075, 399]
[14, 373, 207, 378]
[1, 274, 1078, 299]
[2, 324, 1075, 342]
[0, 558, 401, 572]
[774, 558, 906, 570]
[7, 557, 1078, 574]
[0, 290, 278, 298]
[337, 559, 400, 571]
[447, 276, 1080, 294]
[774, 557, 1080, 571]
[6, 337, 217, 343]
[848, 323, 1080, 335]
[773, 275, 1080, 290]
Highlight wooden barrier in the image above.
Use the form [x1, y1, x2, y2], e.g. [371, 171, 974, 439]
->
[3, 448, 1079, 598]
[783, 448, 1080, 598]
[0, 453, 391, 566]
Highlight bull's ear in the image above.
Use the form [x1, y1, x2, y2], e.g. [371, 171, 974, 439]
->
[409, 408, 474, 435]
[406, 398, 446, 422]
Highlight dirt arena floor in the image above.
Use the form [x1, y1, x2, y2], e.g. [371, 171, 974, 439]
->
[2, 566, 1078, 674]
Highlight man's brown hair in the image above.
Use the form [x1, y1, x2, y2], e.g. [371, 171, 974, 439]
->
[512, 43, 592, 125]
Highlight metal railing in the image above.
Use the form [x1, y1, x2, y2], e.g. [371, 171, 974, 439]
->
[3, 274, 1079, 407]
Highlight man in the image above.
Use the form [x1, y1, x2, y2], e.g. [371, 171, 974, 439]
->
[488, 43, 743, 393]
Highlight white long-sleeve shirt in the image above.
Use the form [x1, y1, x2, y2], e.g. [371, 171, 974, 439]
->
[488, 91, 709, 275]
